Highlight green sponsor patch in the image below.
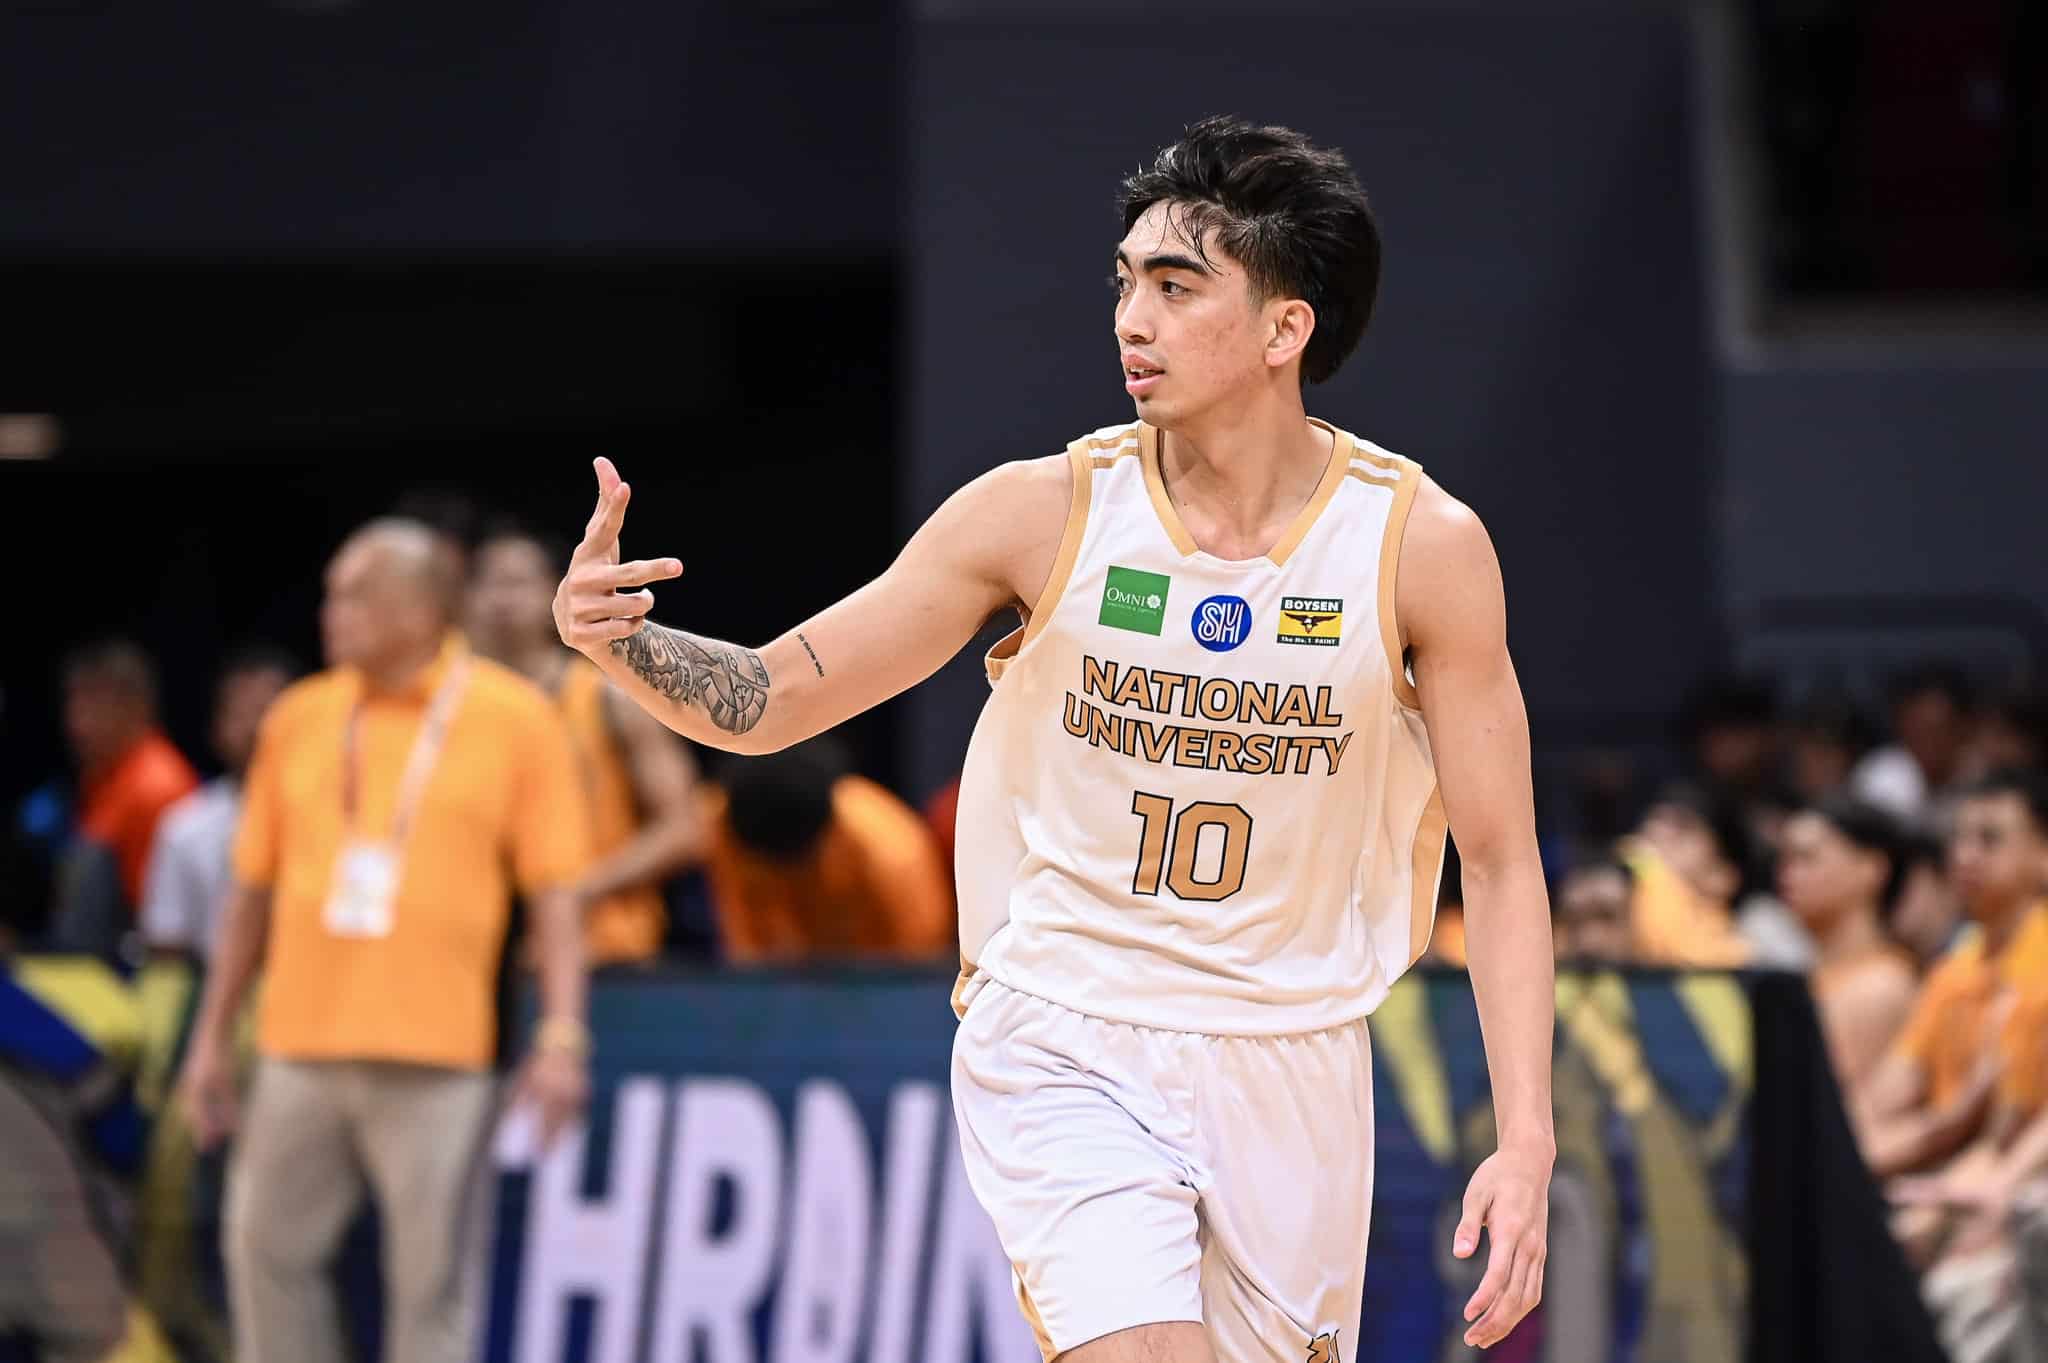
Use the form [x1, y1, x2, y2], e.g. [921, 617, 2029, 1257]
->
[1098, 565, 1171, 636]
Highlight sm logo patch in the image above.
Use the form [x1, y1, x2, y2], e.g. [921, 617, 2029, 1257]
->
[1190, 594, 1253, 652]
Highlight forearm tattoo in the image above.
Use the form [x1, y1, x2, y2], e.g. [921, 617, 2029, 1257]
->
[610, 624, 770, 735]
[797, 631, 825, 677]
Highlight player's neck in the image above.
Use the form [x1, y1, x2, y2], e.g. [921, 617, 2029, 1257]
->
[1156, 391, 1331, 549]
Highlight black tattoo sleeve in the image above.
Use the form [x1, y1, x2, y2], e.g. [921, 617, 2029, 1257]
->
[609, 624, 770, 735]
[797, 631, 825, 677]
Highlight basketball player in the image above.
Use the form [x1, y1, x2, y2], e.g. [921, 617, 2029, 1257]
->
[554, 117, 1554, 1359]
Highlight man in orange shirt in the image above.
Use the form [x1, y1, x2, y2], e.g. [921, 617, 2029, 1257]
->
[48, 640, 199, 955]
[706, 741, 952, 963]
[1855, 769, 2048, 1185]
[467, 524, 704, 965]
[174, 519, 592, 1363]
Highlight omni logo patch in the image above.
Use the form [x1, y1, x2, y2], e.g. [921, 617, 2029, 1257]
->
[1099, 566, 1172, 636]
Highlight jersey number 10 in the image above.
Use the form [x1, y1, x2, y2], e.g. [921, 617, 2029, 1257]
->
[1129, 792, 1254, 902]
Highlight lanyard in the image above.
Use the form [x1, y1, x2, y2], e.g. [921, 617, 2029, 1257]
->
[340, 654, 472, 847]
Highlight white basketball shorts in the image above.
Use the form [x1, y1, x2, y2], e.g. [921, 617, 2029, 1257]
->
[951, 977, 1374, 1362]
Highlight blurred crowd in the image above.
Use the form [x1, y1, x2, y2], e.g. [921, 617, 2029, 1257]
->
[0, 512, 953, 1363]
[3, 508, 2046, 1362]
[1427, 668, 2048, 1363]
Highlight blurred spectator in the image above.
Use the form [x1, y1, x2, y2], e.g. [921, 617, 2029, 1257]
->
[172, 519, 592, 1363]
[1676, 673, 1782, 807]
[1620, 785, 1758, 968]
[1893, 824, 1970, 967]
[393, 487, 483, 591]
[1776, 797, 1917, 1086]
[47, 642, 200, 958]
[1854, 769, 2048, 1185]
[137, 649, 298, 963]
[1895, 979, 2048, 1361]
[129, 649, 295, 1362]
[1552, 858, 1634, 965]
[707, 739, 952, 963]
[468, 525, 705, 966]
[1854, 664, 1976, 825]
[1786, 690, 1880, 805]
[1968, 686, 2048, 782]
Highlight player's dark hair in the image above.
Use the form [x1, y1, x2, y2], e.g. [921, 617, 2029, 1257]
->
[724, 741, 853, 864]
[1119, 116, 1381, 385]
[1960, 766, 2048, 835]
[1802, 795, 1908, 913]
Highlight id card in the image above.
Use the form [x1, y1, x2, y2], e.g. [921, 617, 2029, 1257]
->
[323, 839, 400, 939]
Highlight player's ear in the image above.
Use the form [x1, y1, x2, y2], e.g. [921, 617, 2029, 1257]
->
[1265, 298, 1316, 372]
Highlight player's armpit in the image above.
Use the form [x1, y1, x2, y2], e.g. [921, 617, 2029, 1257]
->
[596, 455, 1072, 755]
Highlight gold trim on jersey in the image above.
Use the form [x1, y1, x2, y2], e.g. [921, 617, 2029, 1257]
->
[986, 442, 1096, 686]
[1135, 419, 1354, 566]
[1345, 466, 1402, 491]
[1012, 1269, 1058, 1362]
[1137, 423, 1202, 556]
[1408, 786, 1449, 966]
[1377, 457, 1424, 710]
[1267, 420, 1354, 567]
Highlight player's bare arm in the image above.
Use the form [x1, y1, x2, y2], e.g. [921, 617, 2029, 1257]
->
[1399, 478, 1555, 1351]
[555, 454, 1071, 753]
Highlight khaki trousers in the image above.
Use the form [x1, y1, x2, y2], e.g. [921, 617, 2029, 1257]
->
[224, 1058, 498, 1363]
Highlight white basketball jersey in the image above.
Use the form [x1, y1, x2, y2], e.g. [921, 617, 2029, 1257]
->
[952, 419, 1446, 1035]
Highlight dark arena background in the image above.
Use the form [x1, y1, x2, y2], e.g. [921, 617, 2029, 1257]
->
[4, 2, 2047, 1363]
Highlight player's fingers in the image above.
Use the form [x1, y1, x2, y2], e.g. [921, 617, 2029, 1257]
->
[1462, 1228, 1515, 1324]
[572, 588, 654, 624]
[604, 558, 683, 589]
[1464, 1240, 1527, 1347]
[1454, 1182, 1491, 1259]
[577, 474, 631, 561]
[594, 456, 621, 498]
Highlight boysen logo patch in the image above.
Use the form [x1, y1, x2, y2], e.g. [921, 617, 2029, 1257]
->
[1190, 594, 1253, 652]
[1277, 596, 1343, 647]
[1099, 566, 1171, 636]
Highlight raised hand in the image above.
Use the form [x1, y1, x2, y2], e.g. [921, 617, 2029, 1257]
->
[554, 457, 683, 654]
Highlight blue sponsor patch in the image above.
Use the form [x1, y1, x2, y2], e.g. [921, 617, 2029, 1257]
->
[1190, 594, 1253, 652]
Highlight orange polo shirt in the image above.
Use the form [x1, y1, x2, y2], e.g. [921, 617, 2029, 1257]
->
[1893, 904, 2048, 1111]
[80, 729, 199, 909]
[707, 775, 952, 963]
[233, 639, 589, 1070]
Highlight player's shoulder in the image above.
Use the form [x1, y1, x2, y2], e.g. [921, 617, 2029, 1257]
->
[1398, 466, 1493, 580]
[937, 449, 1075, 544]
